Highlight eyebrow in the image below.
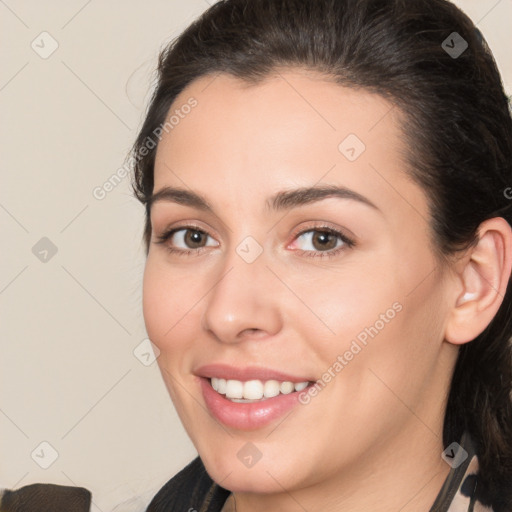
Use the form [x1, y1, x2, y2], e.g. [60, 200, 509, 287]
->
[147, 185, 379, 214]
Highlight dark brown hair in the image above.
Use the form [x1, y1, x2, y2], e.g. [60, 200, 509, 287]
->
[131, 0, 512, 507]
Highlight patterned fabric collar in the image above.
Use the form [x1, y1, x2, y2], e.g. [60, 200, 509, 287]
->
[430, 430, 493, 512]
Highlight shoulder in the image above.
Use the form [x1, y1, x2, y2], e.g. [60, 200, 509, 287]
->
[0, 483, 91, 512]
[145, 457, 230, 512]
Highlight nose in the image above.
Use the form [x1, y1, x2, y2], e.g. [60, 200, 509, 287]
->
[201, 250, 283, 344]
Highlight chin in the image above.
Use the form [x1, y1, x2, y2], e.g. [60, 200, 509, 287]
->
[199, 443, 312, 495]
[204, 459, 294, 494]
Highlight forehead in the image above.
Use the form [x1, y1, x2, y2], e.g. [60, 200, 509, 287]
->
[156, 71, 395, 168]
[157, 69, 400, 152]
[152, 70, 428, 224]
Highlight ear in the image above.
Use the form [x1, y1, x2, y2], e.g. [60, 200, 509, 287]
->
[445, 217, 512, 345]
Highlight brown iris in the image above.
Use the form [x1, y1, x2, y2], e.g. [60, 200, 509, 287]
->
[310, 230, 338, 251]
[184, 229, 208, 248]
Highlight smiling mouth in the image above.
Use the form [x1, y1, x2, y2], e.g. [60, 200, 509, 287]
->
[210, 377, 312, 402]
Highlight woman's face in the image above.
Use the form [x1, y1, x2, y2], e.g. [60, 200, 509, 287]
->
[143, 70, 457, 495]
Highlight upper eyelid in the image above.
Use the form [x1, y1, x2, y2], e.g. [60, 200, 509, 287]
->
[159, 223, 345, 238]
[156, 224, 217, 243]
[157, 221, 216, 237]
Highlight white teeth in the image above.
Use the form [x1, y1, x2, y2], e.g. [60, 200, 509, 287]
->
[263, 380, 281, 398]
[225, 379, 244, 399]
[217, 378, 227, 394]
[280, 381, 295, 394]
[210, 377, 309, 400]
[244, 380, 264, 400]
[294, 381, 308, 392]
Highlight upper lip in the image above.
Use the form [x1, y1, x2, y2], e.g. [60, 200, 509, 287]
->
[194, 363, 313, 383]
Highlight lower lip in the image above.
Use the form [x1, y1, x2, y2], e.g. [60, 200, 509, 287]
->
[199, 377, 309, 431]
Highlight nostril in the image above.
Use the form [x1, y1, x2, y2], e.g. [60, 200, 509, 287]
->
[238, 328, 265, 339]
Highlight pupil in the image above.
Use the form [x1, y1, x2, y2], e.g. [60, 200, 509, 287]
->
[186, 230, 204, 248]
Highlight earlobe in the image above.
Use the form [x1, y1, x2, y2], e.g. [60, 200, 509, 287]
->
[445, 217, 512, 345]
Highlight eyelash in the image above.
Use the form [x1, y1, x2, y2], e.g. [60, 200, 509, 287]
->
[154, 223, 356, 259]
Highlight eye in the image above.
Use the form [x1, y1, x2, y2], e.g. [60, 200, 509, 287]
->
[154, 224, 354, 258]
[154, 226, 218, 254]
[289, 227, 354, 258]
[172, 228, 216, 249]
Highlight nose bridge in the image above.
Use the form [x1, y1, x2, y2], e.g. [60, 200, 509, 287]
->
[201, 240, 282, 343]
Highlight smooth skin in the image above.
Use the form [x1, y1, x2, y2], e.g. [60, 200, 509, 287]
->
[142, 70, 512, 512]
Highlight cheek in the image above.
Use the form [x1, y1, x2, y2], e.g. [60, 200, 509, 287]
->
[300, 248, 444, 395]
[142, 258, 205, 418]
[285, 254, 399, 354]
[142, 260, 170, 345]
[142, 257, 203, 351]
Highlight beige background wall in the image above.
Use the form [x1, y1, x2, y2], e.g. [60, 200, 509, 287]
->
[1, 1, 510, 511]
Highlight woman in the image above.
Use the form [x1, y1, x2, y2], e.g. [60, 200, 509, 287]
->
[131, 0, 512, 510]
